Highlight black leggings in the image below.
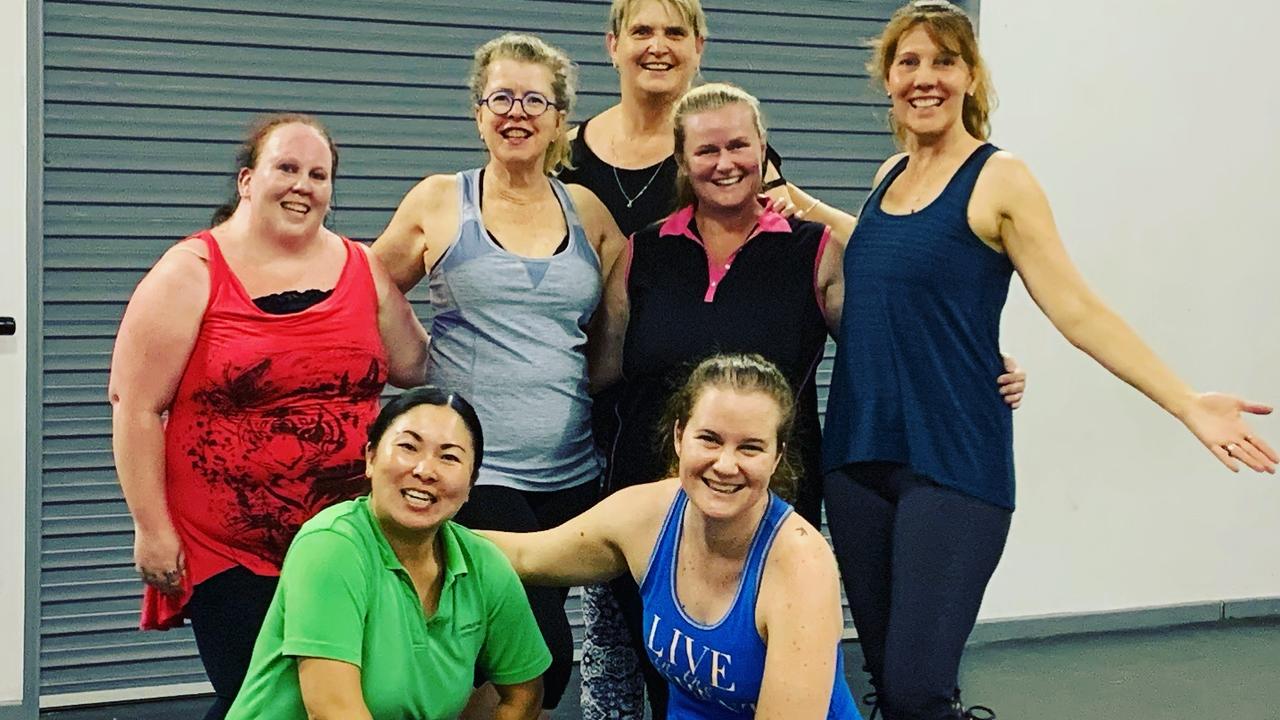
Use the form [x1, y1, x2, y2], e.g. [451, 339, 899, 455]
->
[453, 480, 599, 709]
[187, 565, 279, 720]
[824, 463, 1012, 720]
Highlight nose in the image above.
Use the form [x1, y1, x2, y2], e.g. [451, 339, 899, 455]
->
[412, 457, 435, 480]
[507, 98, 530, 119]
[914, 64, 937, 87]
[646, 33, 670, 56]
[712, 446, 738, 475]
[713, 150, 734, 173]
[291, 174, 313, 195]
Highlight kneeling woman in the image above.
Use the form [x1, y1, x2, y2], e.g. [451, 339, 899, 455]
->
[486, 354, 862, 720]
[227, 388, 551, 720]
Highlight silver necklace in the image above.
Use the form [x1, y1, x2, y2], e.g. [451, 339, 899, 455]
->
[612, 157, 668, 208]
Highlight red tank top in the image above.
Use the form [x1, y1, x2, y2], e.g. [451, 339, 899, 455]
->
[142, 231, 388, 629]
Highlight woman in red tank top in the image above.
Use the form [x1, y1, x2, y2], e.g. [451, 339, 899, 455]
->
[108, 114, 428, 720]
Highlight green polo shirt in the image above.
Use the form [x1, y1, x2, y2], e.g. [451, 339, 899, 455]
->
[226, 497, 551, 720]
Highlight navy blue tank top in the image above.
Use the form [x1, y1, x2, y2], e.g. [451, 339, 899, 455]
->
[640, 489, 860, 719]
[822, 144, 1016, 508]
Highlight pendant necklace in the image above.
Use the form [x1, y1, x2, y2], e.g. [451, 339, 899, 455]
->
[612, 157, 668, 208]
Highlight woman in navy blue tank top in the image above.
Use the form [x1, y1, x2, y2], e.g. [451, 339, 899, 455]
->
[822, 3, 1278, 719]
[485, 354, 862, 720]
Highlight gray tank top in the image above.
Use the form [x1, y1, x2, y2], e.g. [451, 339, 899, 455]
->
[425, 168, 603, 491]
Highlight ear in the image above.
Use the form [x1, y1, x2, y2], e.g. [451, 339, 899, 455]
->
[672, 421, 685, 459]
[364, 442, 375, 477]
[693, 34, 706, 59]
[771, 442, 784, 476]
[605, 32, 619, 68]
[236, 166, 253, 200]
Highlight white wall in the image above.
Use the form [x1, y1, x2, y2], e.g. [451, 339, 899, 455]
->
[977, 0, 1280, 620]
[0, 0, 28, 705]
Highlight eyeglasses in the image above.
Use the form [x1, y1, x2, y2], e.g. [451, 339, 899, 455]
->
[477, 90, 559, 118]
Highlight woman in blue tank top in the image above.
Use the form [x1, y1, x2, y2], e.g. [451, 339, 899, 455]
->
[369, 33, 628, 713]
[822, 3, 1278, 719]
[485, 354, 862, 720]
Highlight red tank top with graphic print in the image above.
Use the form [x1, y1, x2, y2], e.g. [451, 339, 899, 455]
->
[141, 230, 388, 629]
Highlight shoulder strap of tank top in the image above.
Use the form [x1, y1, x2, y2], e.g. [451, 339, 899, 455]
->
[572, 116, 593, 158]
[548, 175, 586, 237]
[195, 230, 232, 290]
[739, 493, 792, 604]
[456, 168, 482, 222]
[639, 488, 688, 593]
[945, 143, 1001, 204]
[338, 236, 379, 306]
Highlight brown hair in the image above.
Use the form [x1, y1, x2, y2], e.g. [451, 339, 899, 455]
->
[469, 33, 578, 176]
[210, 113, 339, 226]
[671, 82, 767, 209]
[609, 0, 709, 39]
[869, 0, 996, 146]
[660, 353, 799, 502]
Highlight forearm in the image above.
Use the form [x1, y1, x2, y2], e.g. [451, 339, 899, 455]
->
[493, 696, 541, 720]
[1055, 294, 1195, 419]
[111, 406, 175, 533]
[786, 183, 857, 241]
[385, 326, 429, 389]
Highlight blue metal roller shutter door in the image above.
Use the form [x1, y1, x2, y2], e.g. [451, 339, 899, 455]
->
[40, 0, 900, 703]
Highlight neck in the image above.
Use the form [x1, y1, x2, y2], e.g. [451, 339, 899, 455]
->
[694, 201, 763, 241]
[484, 159, 548, 202]
[684, 494, 769, 560]
[906, 125, 982, 163]
[617, 88, 678, 137]
[224, 207, 320, 254]
[378, 518, 443, 570]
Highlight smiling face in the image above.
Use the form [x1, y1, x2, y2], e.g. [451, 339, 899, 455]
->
[475, 58, 565, 170]
[886, 24, 976, 143]
[608, 0, 704, 100]
[366, 404, 476, 538]
[674, 386, 782, 521]
[679, 102, 765, 215]
[236, 122, 333, 240]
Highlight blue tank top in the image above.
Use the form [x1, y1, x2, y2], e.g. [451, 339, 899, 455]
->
[640, 490, 861, 719]
[424, 168, 603, 491]
[822, 144, 1015, 508]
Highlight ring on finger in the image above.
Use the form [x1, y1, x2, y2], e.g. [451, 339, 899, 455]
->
[1225, 442, 1239, 454]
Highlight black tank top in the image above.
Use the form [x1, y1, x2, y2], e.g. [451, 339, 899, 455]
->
[558, 116, 679, 237]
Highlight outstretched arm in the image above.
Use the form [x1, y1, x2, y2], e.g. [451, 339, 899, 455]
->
[985, 152, 1276, 472]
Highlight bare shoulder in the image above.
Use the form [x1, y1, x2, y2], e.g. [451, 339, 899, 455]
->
[764, 511, 840, 585]
[873, 151, 910, 187]
[148, 237, 212, 290]
[972, 149, 1046, 222]
[565, 182, 607, 216]
[406, 173, 459, 213]
[603, 478, 682, 575]
[601, 478, 682, 527]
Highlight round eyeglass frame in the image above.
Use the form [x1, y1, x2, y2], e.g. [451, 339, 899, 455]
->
[477, 90, 560, 118]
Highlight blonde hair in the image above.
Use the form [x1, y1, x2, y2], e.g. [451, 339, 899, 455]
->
[660, 354, 799, 503]
[671, 82, 767, 209]
[609, 0, 709, 39]
[469, 33, 578, 175]
[869, 0, 996, 146]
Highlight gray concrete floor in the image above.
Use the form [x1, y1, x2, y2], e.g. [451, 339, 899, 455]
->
[42, 618, 1280, 719]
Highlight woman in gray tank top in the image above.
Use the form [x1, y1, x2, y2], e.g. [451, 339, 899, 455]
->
[370, 33, 625, 716]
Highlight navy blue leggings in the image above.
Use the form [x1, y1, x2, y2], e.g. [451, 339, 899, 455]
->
[824, 463, 1012, 720]
[187, 565, 279, 720]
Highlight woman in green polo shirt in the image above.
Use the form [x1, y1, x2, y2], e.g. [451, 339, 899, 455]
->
[226, 387, 551, 720]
